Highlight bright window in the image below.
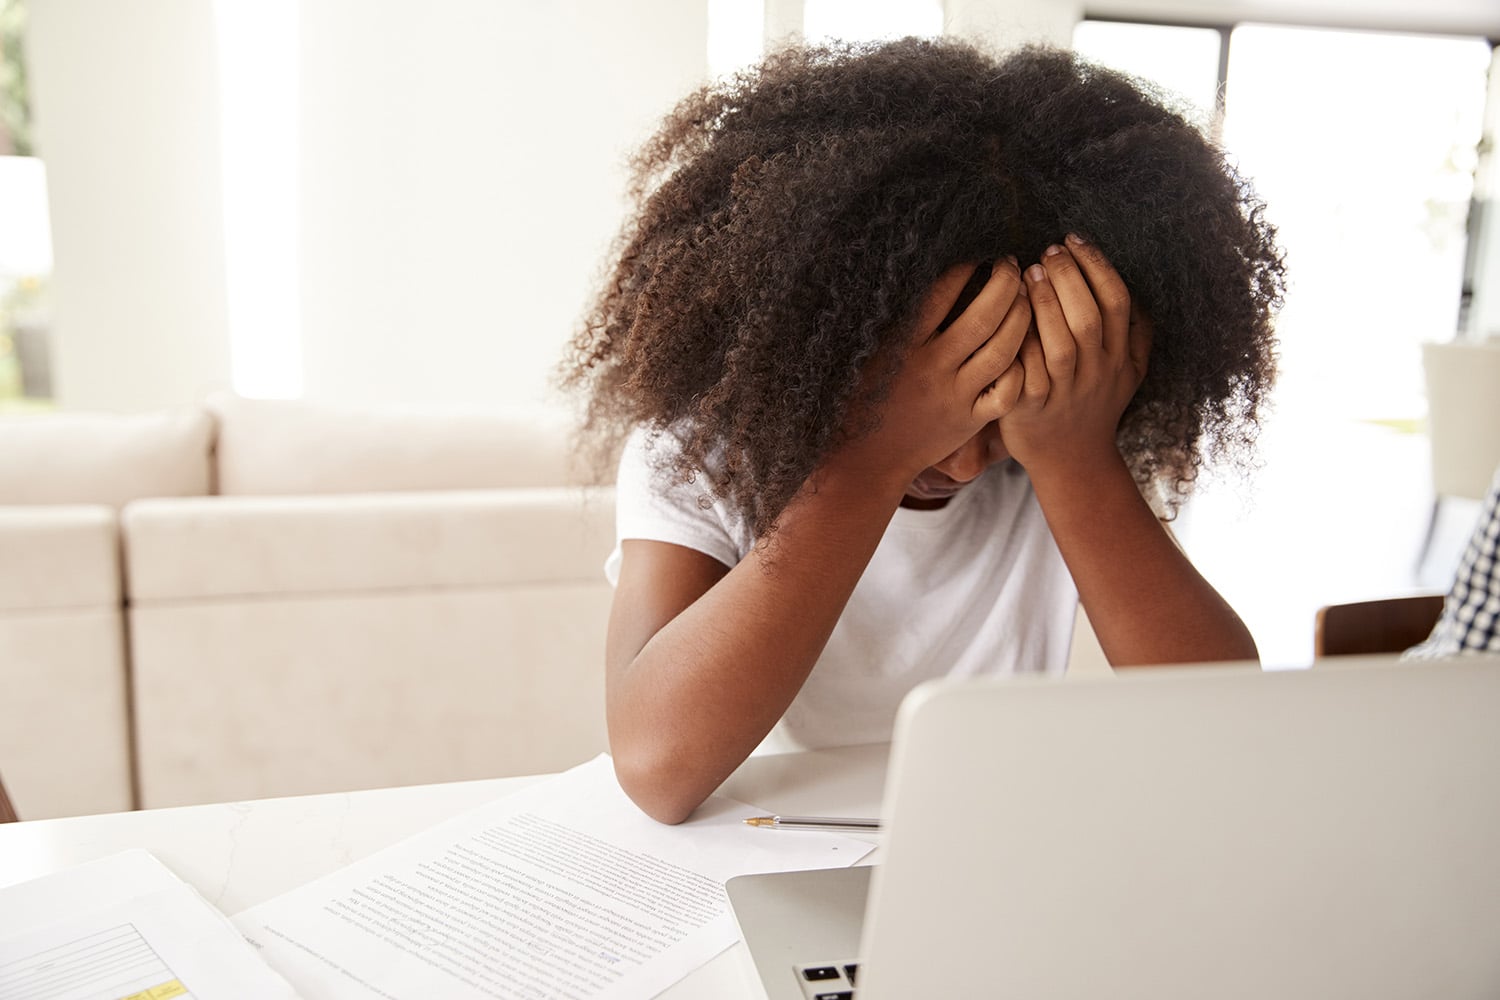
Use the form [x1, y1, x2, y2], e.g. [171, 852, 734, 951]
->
[708, 0, 766, 80]
[1223, 24, 1488, 421]
[1073, 19, 1223, 129]
[1076, 19, 1493, 666]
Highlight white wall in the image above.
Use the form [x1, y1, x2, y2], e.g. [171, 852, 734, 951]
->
[296, 1, 708, 408]
[26, 0, 707, 412]
[24, 0, 1499, 411]
[27, 0, 233, 412]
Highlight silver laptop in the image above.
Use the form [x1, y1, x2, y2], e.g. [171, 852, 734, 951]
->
[727, 655, 1500, 1000]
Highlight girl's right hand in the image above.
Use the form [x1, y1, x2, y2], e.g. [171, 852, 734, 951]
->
[999, 237, 1151, 479]
[837, 258, 1032, 486]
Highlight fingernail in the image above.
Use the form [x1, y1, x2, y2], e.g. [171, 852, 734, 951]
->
[1065, 233, 1086, 246]
[1004, 254, 1019, 267]
[1027, 264, 1047, 282]
[1044, 244, 1064, 256]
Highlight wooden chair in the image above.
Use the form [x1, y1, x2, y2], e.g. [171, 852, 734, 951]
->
[0, 772, 18, 823]
[1314, 594, 1446, 658]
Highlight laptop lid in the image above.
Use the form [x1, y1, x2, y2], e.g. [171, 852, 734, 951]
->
[858, 655, 1500, 999]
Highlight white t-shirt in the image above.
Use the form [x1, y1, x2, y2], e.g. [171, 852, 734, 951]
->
[605, 429, 1079, 752]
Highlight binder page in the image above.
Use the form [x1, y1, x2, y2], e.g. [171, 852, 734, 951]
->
[0, 849, 300, 999]
[234, 754, 872, 999]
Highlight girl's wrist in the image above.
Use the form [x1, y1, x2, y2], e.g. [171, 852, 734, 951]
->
[809, 441, 916, 510]
[1019, 441, 1132, 498]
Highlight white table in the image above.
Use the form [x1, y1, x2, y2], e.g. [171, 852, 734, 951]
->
[0, 743, 890, 998]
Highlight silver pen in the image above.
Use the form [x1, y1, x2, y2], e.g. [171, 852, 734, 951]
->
[743, 814, 881, 832]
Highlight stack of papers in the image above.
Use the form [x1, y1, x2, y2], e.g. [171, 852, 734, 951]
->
[1, 755, 874, 1000]
[0, 849, 298, 999]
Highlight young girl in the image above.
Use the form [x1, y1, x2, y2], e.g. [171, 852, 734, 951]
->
[560, 38, 1285, 823]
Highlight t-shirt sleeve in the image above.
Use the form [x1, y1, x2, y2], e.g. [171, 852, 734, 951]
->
[603, 428, 751, 586]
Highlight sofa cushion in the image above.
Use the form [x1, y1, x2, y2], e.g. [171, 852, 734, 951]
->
[0, 406, 214, 507]
[122, 487, 615, 600]
[207, 393, 588, 494]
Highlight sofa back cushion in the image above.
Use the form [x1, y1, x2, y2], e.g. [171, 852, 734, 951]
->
[208, 393, 588, 495]
[0, 406, 214, 507]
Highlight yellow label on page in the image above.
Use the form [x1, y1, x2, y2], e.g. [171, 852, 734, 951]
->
[120, 980, 188, 1000]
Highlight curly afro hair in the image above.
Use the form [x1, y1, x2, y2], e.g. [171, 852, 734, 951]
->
[559, 37, 1285, 538]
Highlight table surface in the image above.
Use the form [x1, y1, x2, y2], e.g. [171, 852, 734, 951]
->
[0, 743, 891, 999]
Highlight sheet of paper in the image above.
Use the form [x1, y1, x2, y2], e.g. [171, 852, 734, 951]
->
[0, 849, 300, 1000]
[234, 754, 873, 999]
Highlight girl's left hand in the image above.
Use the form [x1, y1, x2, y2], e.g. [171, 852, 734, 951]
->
[998, 235, 1152, 477]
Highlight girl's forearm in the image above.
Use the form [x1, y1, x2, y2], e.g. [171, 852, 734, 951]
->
[1026, 452, 1258, 667]
[608, 460, 910, 824]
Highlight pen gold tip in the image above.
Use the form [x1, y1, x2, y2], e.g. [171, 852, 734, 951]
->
[744, 817, 773, 827]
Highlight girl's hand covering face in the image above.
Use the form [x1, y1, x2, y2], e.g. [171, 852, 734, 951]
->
[843, 258, 1032, 484]
[999, 235, 1153, 474]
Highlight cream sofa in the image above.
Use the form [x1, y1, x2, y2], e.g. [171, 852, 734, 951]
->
[1, 394, 614, 818]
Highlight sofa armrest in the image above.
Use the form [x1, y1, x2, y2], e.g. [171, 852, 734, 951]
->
[0, 505, 133, 818]
[0, 505, 120, 610]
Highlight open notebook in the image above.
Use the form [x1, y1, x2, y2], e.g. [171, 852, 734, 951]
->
[728, 654, 1500, 1000]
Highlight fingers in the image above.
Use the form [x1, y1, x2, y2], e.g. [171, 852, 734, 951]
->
[960, 257, 1026, 335]
[1035, 243, 1103, 353]
[1026, 237, 1134, 382]
[922, 259, 1027, 363]
[1016, 330, 1049, 405]
[956, 273, 1031, 401]
[974, 359, 1026, 423]
[916, 262, 989, 342]
[1061, 233, 1132, 358]
[1024, 261, 1079, 383]
[935, 262, 995, 334]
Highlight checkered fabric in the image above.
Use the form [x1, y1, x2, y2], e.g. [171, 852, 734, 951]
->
[1408, 464, 1500, 658]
